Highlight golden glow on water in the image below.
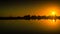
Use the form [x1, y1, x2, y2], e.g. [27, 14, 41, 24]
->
[36, 6, 58, 31]
[35, 3, 59, 32]
[49, 19, 57, 25]
[52, 19, 55, 22]
[37, 19, 58, 31]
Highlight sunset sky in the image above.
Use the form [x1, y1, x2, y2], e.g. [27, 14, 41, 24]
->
[1, 0, 60, 33]
[0, 0, 60, 17]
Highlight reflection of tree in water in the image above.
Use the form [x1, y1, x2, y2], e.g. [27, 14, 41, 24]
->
[0, 15, 60, 20]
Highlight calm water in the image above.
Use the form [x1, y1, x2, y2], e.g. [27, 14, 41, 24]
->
[0, 20, 60, 33]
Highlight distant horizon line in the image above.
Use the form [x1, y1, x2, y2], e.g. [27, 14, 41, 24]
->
[0, 15, 60, 17]
[0, 15, 60, 21]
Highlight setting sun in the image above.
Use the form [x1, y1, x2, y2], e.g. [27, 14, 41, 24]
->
[52, 12, 55, 16]
[50, 10, 56, 16]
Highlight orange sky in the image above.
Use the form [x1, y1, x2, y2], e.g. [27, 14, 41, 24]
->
[0, 0, 60, 17]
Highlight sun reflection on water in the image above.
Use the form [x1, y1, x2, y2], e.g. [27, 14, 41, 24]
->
[37, 19, 58, 31]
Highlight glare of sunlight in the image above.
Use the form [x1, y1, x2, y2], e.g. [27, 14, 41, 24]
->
[52, 19, 55, 22]
[52, 12, 55, 15]
[51, 10, 56, 16]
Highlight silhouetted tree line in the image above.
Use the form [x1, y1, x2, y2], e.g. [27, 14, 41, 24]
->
[0, 15, 60, 20]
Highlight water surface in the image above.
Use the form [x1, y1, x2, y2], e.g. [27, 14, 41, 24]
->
[0, 20, 60, 33]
